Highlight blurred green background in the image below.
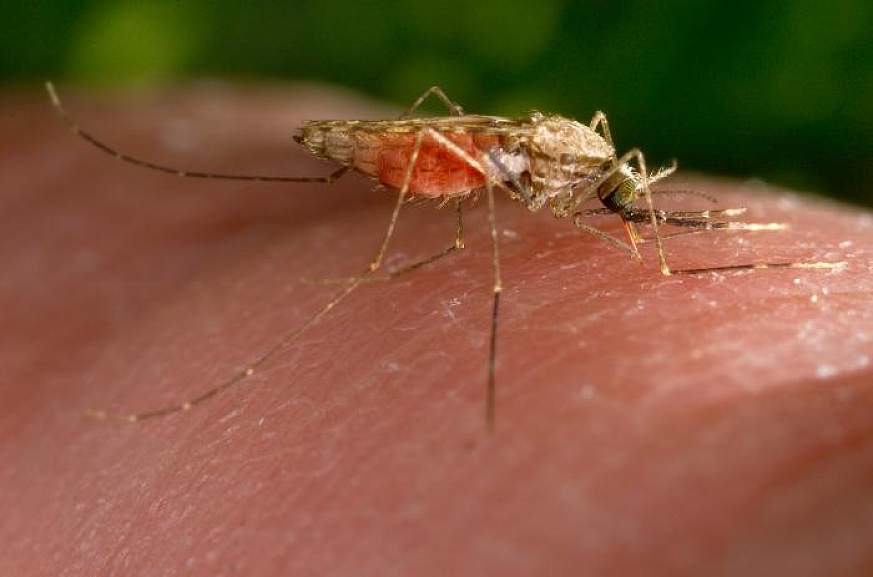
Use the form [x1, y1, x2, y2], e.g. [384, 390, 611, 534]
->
[4, 0, 871, 204]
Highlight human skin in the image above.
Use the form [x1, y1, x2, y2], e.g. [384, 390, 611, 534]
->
[1, 84, 872, 576]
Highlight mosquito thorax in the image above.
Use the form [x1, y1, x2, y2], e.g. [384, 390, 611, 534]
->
[527, 113, 614, 163]
[523, 113, 615, 209]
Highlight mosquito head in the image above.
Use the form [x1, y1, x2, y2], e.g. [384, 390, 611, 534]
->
[596, 160, 680, 214]
[597, 163, 639, 214]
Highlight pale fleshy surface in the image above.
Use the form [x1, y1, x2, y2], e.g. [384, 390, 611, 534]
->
[2, 85, 873, 577]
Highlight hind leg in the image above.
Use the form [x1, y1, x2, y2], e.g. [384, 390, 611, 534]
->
[306, 200, 466, 285]
[401, 86, 465, 118]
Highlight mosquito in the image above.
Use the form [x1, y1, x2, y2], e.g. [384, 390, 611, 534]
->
[45, 83, 844, 431]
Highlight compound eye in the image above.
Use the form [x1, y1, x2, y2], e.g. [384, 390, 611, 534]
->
[560, 153, 574, 165]
[614, 178, 638, 207]
[599, 177, 637, 213]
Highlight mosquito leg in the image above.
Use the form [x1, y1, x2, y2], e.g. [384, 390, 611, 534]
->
[484, 164, 502, 432]
[306, 200, 466, 285]
[589, 111, 615, 148]
[380, 200, 466, 279]
[309, 126, 491, 288]
[87, 131, 429, 423]
[626, 149, 671, 275]
[308, 128, 504, 430]
[622, 150, 669, 273]
[405, 128, 504, 431]
[571, 213, 641, 261]
[570, 148, 671, 274]
[88, 125, 501, 426]
[305, 130, 431, 285]
[593, 110, 672, 189]
[46, 82, 350, 184]
[366, 135, 427, 273]
[323, 126, 504, 430]
[86, 270, 368, 423]
[401, 85, 465, 118]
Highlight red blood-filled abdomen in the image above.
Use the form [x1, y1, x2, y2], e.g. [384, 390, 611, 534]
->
[353, 132, 498, 198]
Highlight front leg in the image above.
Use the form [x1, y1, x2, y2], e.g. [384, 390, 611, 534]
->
[569, 148, 671, 275]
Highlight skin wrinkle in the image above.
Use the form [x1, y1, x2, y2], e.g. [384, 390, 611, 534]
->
[2, 85, 873, 576]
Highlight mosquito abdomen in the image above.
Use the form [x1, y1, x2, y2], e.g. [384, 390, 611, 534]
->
[369, 132, 501, 197]
[297, 121, 505, 198]
[296, 121, 356, 165]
